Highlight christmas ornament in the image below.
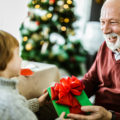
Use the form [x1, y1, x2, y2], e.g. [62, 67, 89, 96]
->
[57, 24, 61, 30]
[42, 27, 50, 37]
[23, 36, 28, 42]
[40, 40, 44, 45]
[50, 33, 65, 45]
[61, 26, 67, 31]
[49, 0, 55, 4]
[41, 42, 49, 54]
[41, 0, 47, 3]
[41, 15, 48, 21]
[32, 0, 37, 4]
[52, 44, 60, 55]
[63, 43, 74, 50]
[36, 21, 40, 25]
[35, 4, 40, 9]
[64, 18, 69, 23]
[49, 6, 54, 11]
[63, 4, 69, 9]
[31, 33, 40, 41]
[57, 0, 64, 6]
[32, 9, 47, 17]
[67, 29, 75, 35]
[25, 43, 33, 51]
[46, 13, 52, 19]
[67, 0, 72, 5]
[21, 29, 30, 36]
[52, 14, 58, 22]
[57, 6, 64, 13]
[69, 35, 80, 43]
[24, 18, 39, 31]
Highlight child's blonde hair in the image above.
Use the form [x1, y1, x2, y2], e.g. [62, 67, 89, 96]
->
[0, 30, 19, 71]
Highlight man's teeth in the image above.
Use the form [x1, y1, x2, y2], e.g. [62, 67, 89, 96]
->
[109, 36, 117, 39]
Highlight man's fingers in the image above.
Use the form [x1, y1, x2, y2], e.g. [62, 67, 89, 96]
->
[59, 112, 74, 120]
[68, 113, 101, 120]
[67, 113, 94, 120]
[81, 106, 99, 112]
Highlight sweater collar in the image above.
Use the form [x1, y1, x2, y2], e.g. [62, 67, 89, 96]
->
[0, 77, 17, 89]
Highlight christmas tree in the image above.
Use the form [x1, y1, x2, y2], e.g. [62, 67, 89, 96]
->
[20, 0, 87, 75]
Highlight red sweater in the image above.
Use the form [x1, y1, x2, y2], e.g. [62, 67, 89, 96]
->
[82, 41, 120, 119]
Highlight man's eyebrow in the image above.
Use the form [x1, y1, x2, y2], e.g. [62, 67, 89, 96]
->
[99, 18, 120, 21]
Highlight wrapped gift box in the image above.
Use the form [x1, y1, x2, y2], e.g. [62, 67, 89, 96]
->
[47, 76, 92, 118]
[16, 60, 60, 99]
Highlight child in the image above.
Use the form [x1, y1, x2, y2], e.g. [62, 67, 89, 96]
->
[0, 30, 48, 120]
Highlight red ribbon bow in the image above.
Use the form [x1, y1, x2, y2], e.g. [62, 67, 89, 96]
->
[51, 76, 85, 114]
[20, 68, 34, 76]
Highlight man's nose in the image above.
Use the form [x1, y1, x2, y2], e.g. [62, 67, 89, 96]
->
[101, 23, 112, 34]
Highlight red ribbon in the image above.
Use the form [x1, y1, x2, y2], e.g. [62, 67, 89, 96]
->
[51, 76, 85, 114]
[20, 68, 34, 76]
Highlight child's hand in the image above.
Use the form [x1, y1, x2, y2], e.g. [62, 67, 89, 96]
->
[38, 92, 48, 107]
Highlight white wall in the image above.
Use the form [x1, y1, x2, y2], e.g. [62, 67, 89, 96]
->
[74, 0, 92, 33]
[0, 0, 28, 41]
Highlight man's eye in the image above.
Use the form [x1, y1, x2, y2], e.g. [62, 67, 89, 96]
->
[100, 21, 105, 25]
[110, 22, 118, 24]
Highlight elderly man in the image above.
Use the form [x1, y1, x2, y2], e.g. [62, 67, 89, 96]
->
[59, 0, 120, 120]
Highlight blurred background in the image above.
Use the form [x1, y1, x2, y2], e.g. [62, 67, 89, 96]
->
[0, 0, 105, 76]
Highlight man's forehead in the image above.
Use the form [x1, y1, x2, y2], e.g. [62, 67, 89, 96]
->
[100, 1, 120, 19]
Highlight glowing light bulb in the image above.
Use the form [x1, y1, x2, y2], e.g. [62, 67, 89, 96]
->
[35, 4, 40, 8]
[25, 43, 33, 51]
[61, 26, 67, 31]
[23, 36, 28, 42]
[63, 4, 69, 9]
[47, 13, 52, 18]
[67, 0, 72, 5]
[64, 18, 69, 23]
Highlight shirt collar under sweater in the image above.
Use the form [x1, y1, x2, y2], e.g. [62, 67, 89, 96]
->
[0, 77, 17, 89]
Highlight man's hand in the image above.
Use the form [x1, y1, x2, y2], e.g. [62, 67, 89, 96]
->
[67, 106, 112, 120]
[57, 112, 73, 120]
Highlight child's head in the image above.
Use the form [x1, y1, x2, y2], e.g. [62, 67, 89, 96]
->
[0, 30, 22, 78]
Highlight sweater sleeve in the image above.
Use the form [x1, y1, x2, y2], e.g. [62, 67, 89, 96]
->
[115, 112, 120, 120]
[27, 98, 40, 112]
[81, 55, 100, 98]
[81, 43, 104, 98]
